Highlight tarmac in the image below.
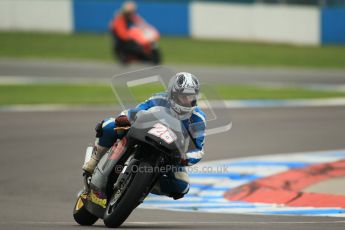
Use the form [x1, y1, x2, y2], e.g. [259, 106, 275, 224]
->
[0, 59, 345, 229]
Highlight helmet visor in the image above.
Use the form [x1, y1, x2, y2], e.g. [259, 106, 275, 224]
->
[176, 94, 197, 107]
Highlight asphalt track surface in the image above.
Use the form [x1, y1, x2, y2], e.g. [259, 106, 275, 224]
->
[1, 60, 345, 229]
[1, 59, 345, 85]
[1, 107, 345, 230]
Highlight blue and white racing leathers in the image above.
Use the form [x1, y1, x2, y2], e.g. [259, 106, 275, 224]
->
[98, 92, 206, 198]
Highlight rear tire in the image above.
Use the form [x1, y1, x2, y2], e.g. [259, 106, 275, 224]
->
[103, 161, 155, 228]
[73, 194, 99, 226]
[151, 49, 161, 65]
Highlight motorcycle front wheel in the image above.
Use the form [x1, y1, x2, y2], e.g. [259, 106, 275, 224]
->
[103, 161, 155, 228]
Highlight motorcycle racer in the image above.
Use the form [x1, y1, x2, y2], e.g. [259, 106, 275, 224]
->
[83, 72, 206, 199]
[109, 1, 160, 64]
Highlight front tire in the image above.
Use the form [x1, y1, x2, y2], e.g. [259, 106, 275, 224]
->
[73, 193, 99, 226]
[103, 161, 155, 228]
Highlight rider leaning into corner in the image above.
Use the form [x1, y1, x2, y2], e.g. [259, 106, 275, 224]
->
[109, 1, 152, 64]
[83, 72, 206, 200]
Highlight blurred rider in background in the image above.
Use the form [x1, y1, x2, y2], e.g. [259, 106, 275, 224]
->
[109, 1, 151, 64]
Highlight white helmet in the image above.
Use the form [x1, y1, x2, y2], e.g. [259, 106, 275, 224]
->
[122, 1, 137, 14]
[167, 72, 200, 120]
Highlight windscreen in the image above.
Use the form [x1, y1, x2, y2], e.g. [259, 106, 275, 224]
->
[111, 66, 232, 154]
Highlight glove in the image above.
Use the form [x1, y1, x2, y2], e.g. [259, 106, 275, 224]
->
[179, 150, 204, 166]
[114, 115, 131, 136]
[115, 115, 131, 127]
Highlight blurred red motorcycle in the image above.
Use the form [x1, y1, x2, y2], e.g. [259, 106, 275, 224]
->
[115, 22, 161, 65]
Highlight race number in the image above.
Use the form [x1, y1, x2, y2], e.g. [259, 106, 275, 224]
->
[148, 123, 177, 144]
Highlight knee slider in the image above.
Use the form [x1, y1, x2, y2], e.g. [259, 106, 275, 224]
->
[177, 180, 190, 195]
[170, 180, 189, 200]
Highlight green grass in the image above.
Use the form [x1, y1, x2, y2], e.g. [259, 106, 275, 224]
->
[1, 31, 345, 68]
[1, 83, 345, 106]
[0, 84, 116, 105]
[161, 37, 345, 68]
[216, 85, 345, 100]
[0, 32, 112, 61]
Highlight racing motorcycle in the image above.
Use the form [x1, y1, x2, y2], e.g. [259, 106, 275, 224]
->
[73, 107, 190, 228]
[116, 22, 161, 65]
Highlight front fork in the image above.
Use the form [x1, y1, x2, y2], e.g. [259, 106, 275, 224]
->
[112, 154, 163, 206]
[137, 155, 163, 204]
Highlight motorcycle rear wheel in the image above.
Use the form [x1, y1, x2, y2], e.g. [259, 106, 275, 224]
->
[151, 49, 161, 65]
[73, 193, 99, 226]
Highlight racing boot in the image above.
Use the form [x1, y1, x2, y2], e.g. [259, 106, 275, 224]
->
[82, 144, 109, 174]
